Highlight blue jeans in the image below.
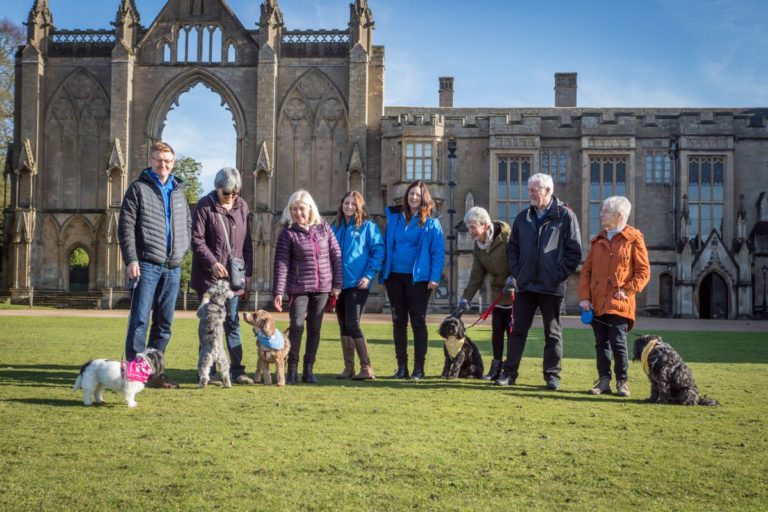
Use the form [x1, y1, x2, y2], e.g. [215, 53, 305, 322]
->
[125, 261, 181, 361]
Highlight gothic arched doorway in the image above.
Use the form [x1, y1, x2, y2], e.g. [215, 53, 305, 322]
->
[68, 247, 90, 292]
[699, 272, 728, 319]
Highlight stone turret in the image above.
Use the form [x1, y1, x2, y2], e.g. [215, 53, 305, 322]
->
[114, 0, 141, 48]
[26, 0, 53, 52]
[259, 0, 284, 51]
[349, 0, 374, 54]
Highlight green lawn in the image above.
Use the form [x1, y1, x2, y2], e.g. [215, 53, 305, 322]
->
[0, 316, 766, 511]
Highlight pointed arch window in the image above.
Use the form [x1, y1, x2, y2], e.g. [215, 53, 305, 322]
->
[169, 24, 228, 65]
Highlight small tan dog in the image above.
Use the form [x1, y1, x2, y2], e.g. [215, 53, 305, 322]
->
[243, 310, 291, 386]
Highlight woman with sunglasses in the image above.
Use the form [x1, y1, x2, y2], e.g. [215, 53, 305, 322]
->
[190, 166, 254, 385]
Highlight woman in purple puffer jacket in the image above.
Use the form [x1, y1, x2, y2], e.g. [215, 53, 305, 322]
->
[273, 190, 342, 384]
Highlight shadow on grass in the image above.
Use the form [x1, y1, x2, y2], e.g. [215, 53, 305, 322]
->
[0, 364, 79, 387]
[3, 397, 85, 407]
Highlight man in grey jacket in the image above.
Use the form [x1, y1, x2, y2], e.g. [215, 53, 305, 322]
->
[495, 173, 582, 390]
[119, 141, 192, 388]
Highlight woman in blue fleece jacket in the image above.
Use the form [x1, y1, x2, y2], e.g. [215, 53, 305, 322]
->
[332, 191, 385, 380]
[381, 181, 445, 380]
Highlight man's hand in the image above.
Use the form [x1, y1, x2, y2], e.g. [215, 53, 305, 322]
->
[428, 281, 439, 290]
[126, 262, 141, 280]
[357, 277, 370, 289]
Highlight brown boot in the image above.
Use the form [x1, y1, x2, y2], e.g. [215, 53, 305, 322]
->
[352, 337, 375, 380]
[336, 336, 356, 379]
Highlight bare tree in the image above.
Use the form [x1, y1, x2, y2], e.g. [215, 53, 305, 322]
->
[0, 19, 25, 249]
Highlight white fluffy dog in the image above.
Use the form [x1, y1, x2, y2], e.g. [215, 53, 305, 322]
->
[197, 279, 234, 389]
[72, 348, 164, 408]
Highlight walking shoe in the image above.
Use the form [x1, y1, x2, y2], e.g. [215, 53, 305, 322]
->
[146, 373, 180, 389]
[235, 374, 254, 385]
[494, 371, 515, 386]
[616, 379, 631, 397]
[545, 375, 560, 390]
[589, 376, 612, 395]
[409, 367, 425, 380]
[393, 366, 409, 379]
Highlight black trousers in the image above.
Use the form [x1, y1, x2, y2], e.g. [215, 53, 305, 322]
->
[590, 314, 630, 381]
[288, 293, 328, 365]
[384, 273, 432, 368]
[336, 287, 370, 339]
[502, 291, 563, 381]
[491, 307, 513, 360]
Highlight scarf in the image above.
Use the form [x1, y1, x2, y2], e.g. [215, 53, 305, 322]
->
[641, 339, 659, 376]
[444, 335, 465, 358]
[477, 224, 495, 251]
[124, 358, 153, 383]
[257, 329, 285, 351]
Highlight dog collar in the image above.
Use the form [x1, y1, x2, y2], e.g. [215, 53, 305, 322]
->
[125, 359, 153, 383]
[444, 336, 465, 358]
[641, 339, 659, 376]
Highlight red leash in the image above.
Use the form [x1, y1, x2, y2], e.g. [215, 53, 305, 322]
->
[466, 291, 515, 330]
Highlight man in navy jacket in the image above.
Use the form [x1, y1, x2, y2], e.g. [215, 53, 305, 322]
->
[495, 173, 582, 390]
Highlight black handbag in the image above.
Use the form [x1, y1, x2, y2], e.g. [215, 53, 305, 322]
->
[217, 212, 246, 291]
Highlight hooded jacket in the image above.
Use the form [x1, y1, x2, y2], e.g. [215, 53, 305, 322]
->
[578, 224, 650, 330]
[118, 168, 191, 268]
[381, 206, 445, 284]
[508, 196, 582, 297]
[332, 218, 385, 289]
[462, 220, 514, 306]
[272, 221, 342, 297]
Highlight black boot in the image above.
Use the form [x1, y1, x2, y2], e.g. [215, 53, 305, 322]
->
[302, 361, 317, 384]
[483, 359, 503, 381]
[393, 365, 409, 379]
[286, 362, 298, 384]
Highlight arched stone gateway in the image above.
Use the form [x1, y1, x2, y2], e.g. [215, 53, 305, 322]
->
[5, 1, 768, 318]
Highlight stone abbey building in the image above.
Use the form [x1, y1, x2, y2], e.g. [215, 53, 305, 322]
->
[5, 0, 768, 318]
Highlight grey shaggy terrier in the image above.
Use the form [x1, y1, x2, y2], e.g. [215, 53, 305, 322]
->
[197, 279, 234, 389]
[633, 335, 718, 406]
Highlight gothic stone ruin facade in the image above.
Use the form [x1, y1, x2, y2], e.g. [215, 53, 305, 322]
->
[5, 0, 768, 319]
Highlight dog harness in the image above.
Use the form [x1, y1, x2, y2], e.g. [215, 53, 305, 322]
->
[257, 330, 285, 351]
[124, 358, 153, 383]
[640, 339, 659, 376]
[444, 336, 465, 358]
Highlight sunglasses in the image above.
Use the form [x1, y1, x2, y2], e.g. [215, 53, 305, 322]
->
[221, 190, 238, 197]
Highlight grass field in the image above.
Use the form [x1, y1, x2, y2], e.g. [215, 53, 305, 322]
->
[0, 315, 766, 511]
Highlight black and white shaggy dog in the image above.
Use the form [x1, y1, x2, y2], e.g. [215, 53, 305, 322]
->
[197, 279, 234, 389]
[72, 348, 164, 407]
[633, 335, 718, 406]
[437, 316, 484, 379]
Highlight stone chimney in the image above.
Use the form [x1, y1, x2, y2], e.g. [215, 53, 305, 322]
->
[554, 72, 577, 107]
[439, 76, 454, 108]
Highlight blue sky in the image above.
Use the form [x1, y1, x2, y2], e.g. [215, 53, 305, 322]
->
[5, 0, 768, 189]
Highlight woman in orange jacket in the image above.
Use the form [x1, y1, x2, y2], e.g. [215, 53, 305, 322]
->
[579, 196, 650, 397]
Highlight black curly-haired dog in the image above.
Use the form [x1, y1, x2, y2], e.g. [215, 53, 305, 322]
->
[438, 316, 484, 379]
[633, 335, 718, 406]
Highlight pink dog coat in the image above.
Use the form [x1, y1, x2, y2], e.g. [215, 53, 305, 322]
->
[124, 358, 153, 383]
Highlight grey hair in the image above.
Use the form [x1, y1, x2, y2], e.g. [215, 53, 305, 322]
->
[602, 195, 632, 227]
[214, 166, 241, 193]
[464, 206, 492, 227]
[528, 172, 554, 192]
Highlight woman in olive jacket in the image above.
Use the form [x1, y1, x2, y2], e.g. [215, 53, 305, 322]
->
[458, 206, 513, 381]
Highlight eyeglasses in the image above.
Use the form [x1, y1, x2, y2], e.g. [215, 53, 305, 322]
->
[152, 157, 175, 165]
[221, 190, 238, 197]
